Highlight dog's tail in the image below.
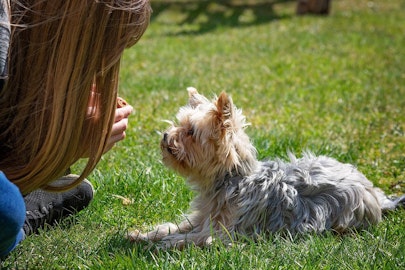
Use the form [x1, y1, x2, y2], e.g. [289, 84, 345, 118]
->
[376, 189, 405, 212]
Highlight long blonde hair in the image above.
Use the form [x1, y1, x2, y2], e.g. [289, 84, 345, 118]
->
[0, 0, 151, 194]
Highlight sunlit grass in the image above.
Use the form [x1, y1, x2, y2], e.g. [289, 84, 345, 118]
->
[2, 0, 404, 269]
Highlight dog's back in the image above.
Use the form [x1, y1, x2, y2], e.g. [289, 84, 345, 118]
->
[233, 153, 390, 235]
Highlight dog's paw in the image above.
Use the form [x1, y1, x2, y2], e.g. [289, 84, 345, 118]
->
[156, 233, 196, 250]
[127, 230, 149, 243]
[158, 237, 187, 250]
[205, 235, 215, 246]
[395, 195, 405, 208]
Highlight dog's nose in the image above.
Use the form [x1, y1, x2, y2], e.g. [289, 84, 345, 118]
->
[163, 132, 168, 142]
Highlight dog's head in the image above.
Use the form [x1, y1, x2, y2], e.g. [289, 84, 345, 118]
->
[161, 87, 257, 190]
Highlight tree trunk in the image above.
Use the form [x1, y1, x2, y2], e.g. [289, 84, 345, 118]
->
[297, 0, 331, 15]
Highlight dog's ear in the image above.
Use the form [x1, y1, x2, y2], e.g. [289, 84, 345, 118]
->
[216, 91, 233, 123]
[187, 87, 209, 108]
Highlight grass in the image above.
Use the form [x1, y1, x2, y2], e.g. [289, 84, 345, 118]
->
[2, 0, 405, 269]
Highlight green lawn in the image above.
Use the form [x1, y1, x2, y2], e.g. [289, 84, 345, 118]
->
[2, 0, 405, 269]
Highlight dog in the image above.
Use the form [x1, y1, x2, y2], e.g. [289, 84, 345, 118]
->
[128, 87, 405, 249]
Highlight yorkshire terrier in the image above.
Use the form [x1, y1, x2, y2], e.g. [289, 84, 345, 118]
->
[128, 87, 405, 249]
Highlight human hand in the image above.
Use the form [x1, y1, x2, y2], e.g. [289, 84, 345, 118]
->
[104, 98, 133, 153]
[84, 95, 133, 157]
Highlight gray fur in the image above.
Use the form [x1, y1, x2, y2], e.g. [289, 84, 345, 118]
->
[230, 152, 386, 235]
[129, 151, 404, 248]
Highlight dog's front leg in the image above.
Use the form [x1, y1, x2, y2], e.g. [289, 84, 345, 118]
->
[158, 225, 233, 250]
[128, 217, 196, 243]
[128, 222, 180, 242]
[158, 231, 214, 250]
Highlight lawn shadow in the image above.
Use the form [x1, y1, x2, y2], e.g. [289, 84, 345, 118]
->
[150, 0, 295, 35]
[102, 232, 174, 263]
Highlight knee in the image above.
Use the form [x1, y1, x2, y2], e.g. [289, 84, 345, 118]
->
[0, 172, 26, 256]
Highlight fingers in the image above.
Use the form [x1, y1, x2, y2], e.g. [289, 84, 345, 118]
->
[116, 97, 132, 122]
[104, 103, 132, 153]
[114, 105, 133, 123]
[117, 97, 128, 108]
[100, 97, 134, 154]
[111, 117, 129, 137]
[107, 117, 128, 149]
[83, 96, 133, 156]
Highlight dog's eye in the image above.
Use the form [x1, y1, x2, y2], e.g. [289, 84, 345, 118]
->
[187, 127, 195, 136]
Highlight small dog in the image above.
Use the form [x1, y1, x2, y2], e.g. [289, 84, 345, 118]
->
[128, 87, 405, 249]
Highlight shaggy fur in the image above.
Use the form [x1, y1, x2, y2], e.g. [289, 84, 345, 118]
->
[128, 88, 405, 249]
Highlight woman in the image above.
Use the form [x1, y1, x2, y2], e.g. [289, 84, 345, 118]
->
[0, 0, 151, 257]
